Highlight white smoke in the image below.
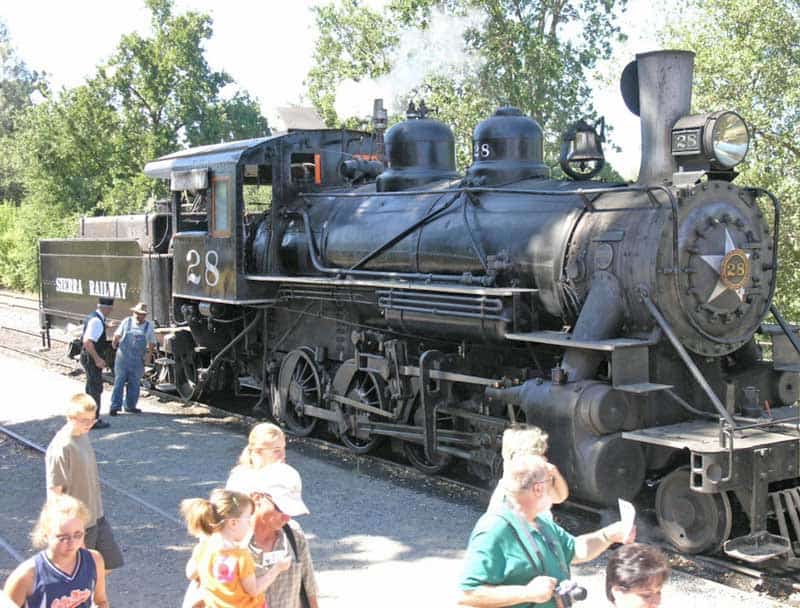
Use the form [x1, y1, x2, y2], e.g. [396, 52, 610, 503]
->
[333, 8, 485, 121]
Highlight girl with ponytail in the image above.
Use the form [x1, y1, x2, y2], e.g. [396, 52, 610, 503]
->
[180, 489, 291, 608]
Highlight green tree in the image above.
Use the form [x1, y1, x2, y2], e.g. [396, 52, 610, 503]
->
[13, 84, 119, 215]
[13, 0, 268, 217]
[308, 0, 627, 169]
[307, 1, 399, 127]
[95, 0, 268, 213]
[664, 0, 800, 318]
[0, 20, 46, 204]
[0, 0, 270, 290]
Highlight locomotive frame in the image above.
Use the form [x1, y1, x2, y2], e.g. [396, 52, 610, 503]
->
[39, 50, 800, 563]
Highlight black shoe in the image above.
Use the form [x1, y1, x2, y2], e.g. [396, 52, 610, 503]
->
[109, 409, 120, 416]
[92, 419, 110, 429]
[124, 407, 142, 414]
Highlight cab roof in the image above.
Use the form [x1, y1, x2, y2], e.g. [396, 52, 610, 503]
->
[143, 129, 370, 180]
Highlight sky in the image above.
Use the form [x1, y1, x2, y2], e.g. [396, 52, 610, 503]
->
[1, 0, 672, 179]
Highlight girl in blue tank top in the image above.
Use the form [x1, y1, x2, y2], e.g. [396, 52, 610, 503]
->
[2, 495, 108, 607]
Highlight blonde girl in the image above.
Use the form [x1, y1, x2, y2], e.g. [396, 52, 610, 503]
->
[181, 489, 290, 608]
[238, 423, 286, 468]
[3, 495, 108, 607]
[227, 424, 287, 493]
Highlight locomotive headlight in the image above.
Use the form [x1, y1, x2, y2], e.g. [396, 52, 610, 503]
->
[672, 111, 750, 171]
[708, 111, 749, 168]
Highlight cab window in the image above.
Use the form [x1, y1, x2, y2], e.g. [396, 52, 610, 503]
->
[212, 177, 231, 237]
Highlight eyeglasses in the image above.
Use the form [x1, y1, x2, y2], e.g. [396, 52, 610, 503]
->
[55, 530, 85, 544]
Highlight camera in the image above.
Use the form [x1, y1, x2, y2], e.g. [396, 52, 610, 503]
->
[554, 580, 587, 607]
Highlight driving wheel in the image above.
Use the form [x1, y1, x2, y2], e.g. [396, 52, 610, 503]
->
[403, 399, 453, 475]
[173, 331, 202, 401]
[656, 466, 732, 554]
[277, 348, 321, 437]
[340, 371, 388, 455]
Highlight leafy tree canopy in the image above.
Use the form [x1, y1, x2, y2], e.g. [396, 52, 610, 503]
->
[308, 0, 627, 171]
[0, 0, 269, 290]
[13, 0, 269, 217]
[664, 0, 800, 317]
[0, 20, 47, 203]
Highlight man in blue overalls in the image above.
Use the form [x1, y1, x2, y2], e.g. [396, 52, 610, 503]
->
[110, 302, 157, 415]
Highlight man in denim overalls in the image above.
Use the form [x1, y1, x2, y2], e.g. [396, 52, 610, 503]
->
[110, 302, 157, 415]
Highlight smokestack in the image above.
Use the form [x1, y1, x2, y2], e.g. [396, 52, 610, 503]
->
[621, 50, 695, 185]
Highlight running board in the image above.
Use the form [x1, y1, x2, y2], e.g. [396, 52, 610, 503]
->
[505, 330, 667, 392]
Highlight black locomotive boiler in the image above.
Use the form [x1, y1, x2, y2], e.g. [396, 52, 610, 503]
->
[39, 50, 800, 562]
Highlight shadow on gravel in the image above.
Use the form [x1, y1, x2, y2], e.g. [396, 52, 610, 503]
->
[3, 410, 481, 577]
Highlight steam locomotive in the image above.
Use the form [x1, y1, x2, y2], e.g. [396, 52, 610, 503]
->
[39, 51, 800, 562]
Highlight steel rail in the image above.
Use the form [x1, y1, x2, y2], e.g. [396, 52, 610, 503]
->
[0, 424, 182, 526]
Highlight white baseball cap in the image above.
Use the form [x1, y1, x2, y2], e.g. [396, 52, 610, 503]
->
[243, 463, 310, 517]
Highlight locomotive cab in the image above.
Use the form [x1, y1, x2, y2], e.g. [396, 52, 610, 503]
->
[142, 129, 380, 397]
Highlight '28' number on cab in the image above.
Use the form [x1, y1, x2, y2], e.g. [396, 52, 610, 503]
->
[186, 249, 220, 287]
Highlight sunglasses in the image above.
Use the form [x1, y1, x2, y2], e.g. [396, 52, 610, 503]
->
[252, 494, 285, 514]
[250, 445, 285, 453]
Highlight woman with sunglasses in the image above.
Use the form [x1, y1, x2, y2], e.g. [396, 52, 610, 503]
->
[226, 424, 287, 492]
[3, 495, 108, 607]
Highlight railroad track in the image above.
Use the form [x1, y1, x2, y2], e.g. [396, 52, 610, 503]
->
[0, 291, 39, 313]
[1, 310, 799, 598]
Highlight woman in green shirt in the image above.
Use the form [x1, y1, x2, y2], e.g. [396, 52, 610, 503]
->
[459, 454, 635, 608]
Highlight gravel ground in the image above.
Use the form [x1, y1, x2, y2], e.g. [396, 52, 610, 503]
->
[0, 349, 797, 607]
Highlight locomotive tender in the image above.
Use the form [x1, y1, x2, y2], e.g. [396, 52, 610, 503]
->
[39, 51, 800, 561]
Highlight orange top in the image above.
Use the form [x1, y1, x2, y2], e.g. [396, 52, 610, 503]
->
[193, 537, 264, 608]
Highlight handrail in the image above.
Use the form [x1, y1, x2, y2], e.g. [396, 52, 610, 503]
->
[296, 183, 675, 287]
[641, 290, 736, 429]
[769, 304, 800, 358]
[293, 208, 494, 286]
[348, 191, 460, 271]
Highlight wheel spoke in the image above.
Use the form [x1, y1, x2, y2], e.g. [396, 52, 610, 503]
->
[363, 385, 377, 397]
[340, 372, 387, 455]
[281, 352, 319, 437]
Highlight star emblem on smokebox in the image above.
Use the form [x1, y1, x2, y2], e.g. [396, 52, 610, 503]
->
[699, 228, 750, 303]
